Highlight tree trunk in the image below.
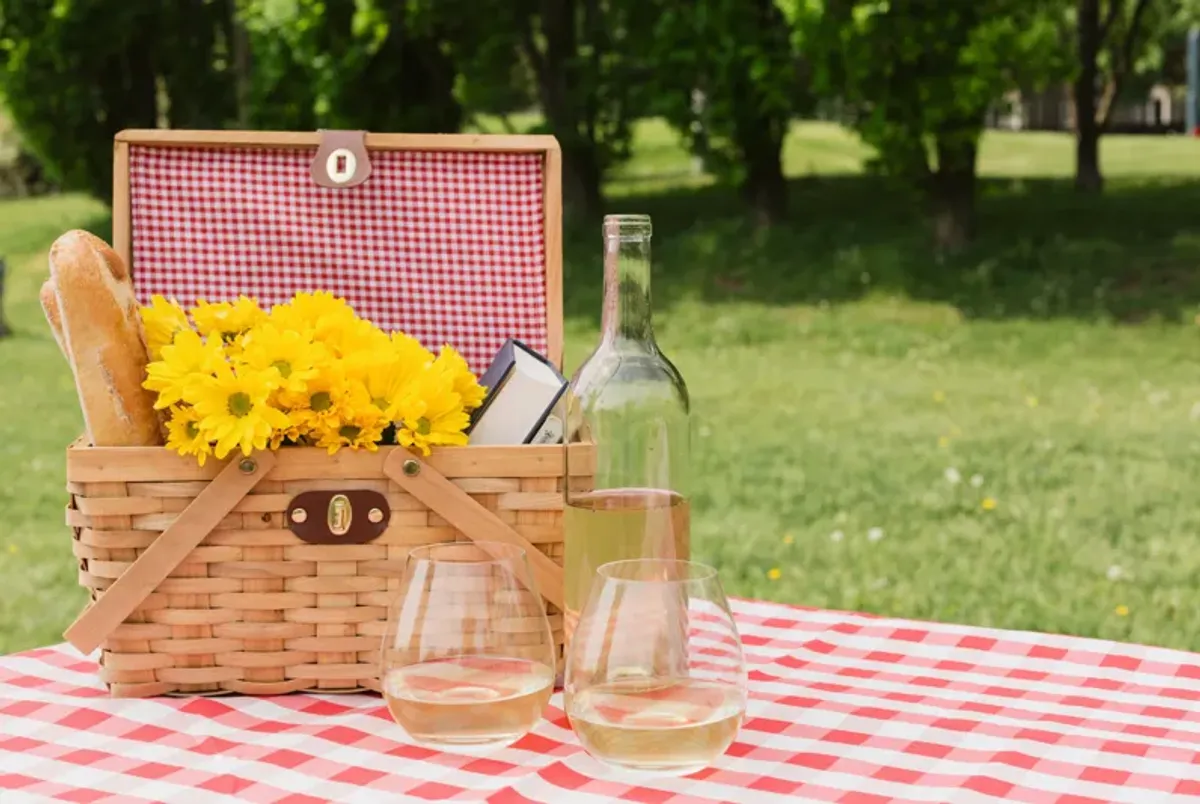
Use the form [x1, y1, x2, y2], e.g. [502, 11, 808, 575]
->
[930, 132, 979, 254]
[1076, 121, 1102, 193]
[230, 5, 252, 127]
[0, 259, 12, 338]
[739, 137, 787, 227]
[562, 141, 604, 220]
[521, 0, 605, 219]
[732, 0, 789, 227]
[1074, 0, 1103, 193]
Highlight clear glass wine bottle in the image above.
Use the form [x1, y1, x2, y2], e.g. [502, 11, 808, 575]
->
[562, 214, 691, 658]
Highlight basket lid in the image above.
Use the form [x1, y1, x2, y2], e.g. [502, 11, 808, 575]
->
[112, 129, 563, 374]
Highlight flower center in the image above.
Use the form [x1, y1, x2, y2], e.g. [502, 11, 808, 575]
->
[272, 360, 293, 379]
[310, 391, 332, 412]
[185, 421, 200, 438]
[416, 417, 432, 435]
[372, 396, 389, 410]
[228, 392, 252, 417]
[339, 425, 362, 441]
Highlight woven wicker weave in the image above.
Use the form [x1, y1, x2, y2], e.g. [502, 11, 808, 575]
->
[66, 442, 594, 697]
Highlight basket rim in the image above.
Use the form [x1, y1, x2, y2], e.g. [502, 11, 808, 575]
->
[115, 129, 562, 155]
[65, 436, 594, 484]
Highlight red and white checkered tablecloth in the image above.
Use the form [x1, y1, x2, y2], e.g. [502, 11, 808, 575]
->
[2, 598, 1199, 803]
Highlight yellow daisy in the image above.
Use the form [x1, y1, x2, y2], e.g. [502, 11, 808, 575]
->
[143, 330, 227, 410]
[345, 339, 429, 420]
[431, 345, 486, 410]
[191, 296, 267, 344]
[313, 403, 388, 454]
[239, 323, 328, 395]
[393, 331, 435, 367]
[163, 405, 214, 466]
[280, 364, 358, 440]
[268, 291, 358, 342]
[190, 364, 289, 459]
[268, 423, 301, 451]
[394, 369, 470, 456]
[329, 316, 392, 360]
[140, 295, 193, 360]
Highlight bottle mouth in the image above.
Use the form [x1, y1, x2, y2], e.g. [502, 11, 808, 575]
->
[603, 214, 652, 240]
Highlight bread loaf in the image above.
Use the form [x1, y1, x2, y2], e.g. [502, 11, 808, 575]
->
[39, 278, 68, 360]
[48, 230, 163, 446]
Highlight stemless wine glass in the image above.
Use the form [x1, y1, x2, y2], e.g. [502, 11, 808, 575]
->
[380, 541, 557, 750]
[564, 559, 748, 776]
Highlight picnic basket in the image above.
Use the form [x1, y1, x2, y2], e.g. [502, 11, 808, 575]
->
[60, 129, 594, 698]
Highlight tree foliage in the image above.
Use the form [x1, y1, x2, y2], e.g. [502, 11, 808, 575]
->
[793, 0, 1070, 249]
[237, 0, 465, 133]
[0, 0, 239, 198]
[6, 0, 1194, 232]
[486, 0, 658, 218]
[651, 0, 802, 225]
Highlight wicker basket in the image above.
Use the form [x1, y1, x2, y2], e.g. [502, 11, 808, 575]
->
[61, 129, 592, 697]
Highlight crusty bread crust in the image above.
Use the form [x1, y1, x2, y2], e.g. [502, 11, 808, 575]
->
[48, 230, 163, 446]
[39, 278, 68, 360]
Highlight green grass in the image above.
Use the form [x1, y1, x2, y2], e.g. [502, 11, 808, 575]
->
[4, 121, 1200, 656]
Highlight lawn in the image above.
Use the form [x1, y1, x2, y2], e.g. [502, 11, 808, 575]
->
[3, 121, 1200, 656]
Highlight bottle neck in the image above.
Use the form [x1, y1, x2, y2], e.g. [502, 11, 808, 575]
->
[601, 233, 654, 346]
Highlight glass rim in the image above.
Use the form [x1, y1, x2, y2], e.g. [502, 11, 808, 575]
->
[595, 558, 718, 584]
[407, 540, 527, 564]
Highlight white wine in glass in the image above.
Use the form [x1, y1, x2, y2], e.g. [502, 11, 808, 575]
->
[569, 676, 744, 771]
[565, 559, 747, 776]
[380, 542, 557, 750]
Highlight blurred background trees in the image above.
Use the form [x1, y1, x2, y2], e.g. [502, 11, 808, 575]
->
[1, 0, 1198, 249]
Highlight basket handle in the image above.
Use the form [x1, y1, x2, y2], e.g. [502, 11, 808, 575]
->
[382, 450, 565, 611]
[64, 452, 276, 656]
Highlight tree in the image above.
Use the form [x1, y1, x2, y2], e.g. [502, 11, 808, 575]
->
[0, 0, 473, 200]
[0, 0, 239, 199]
[796, 0, 1068, 252]
[1074, 0, 1158, 193]
[480, 0, 655, 219]
[652, 0, 802, 226]
[238, 0, 464, 134]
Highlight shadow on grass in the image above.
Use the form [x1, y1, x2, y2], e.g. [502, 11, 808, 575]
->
[18, 181, 1200, 332]
[563, 175, 1200, 327]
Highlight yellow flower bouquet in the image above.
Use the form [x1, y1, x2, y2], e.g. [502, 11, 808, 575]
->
[139, 291, 485, 466]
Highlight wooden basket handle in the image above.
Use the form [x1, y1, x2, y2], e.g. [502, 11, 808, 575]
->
[383, 450, 565, 611]
[64, 452, 276, 655]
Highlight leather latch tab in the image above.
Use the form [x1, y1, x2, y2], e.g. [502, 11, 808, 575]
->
[287, 489, 391, 545]
[311, 130, 373, 188]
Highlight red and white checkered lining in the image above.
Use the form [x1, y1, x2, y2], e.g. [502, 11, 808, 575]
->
[128, 145, 549, 376]
[3, 598, 1199, 803]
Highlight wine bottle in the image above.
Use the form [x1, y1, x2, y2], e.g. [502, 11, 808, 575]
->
[562, 214, 691, 666]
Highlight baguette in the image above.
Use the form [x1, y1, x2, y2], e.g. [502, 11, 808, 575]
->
[39, 278, 68, 360]
[48, 230, 163, 446]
